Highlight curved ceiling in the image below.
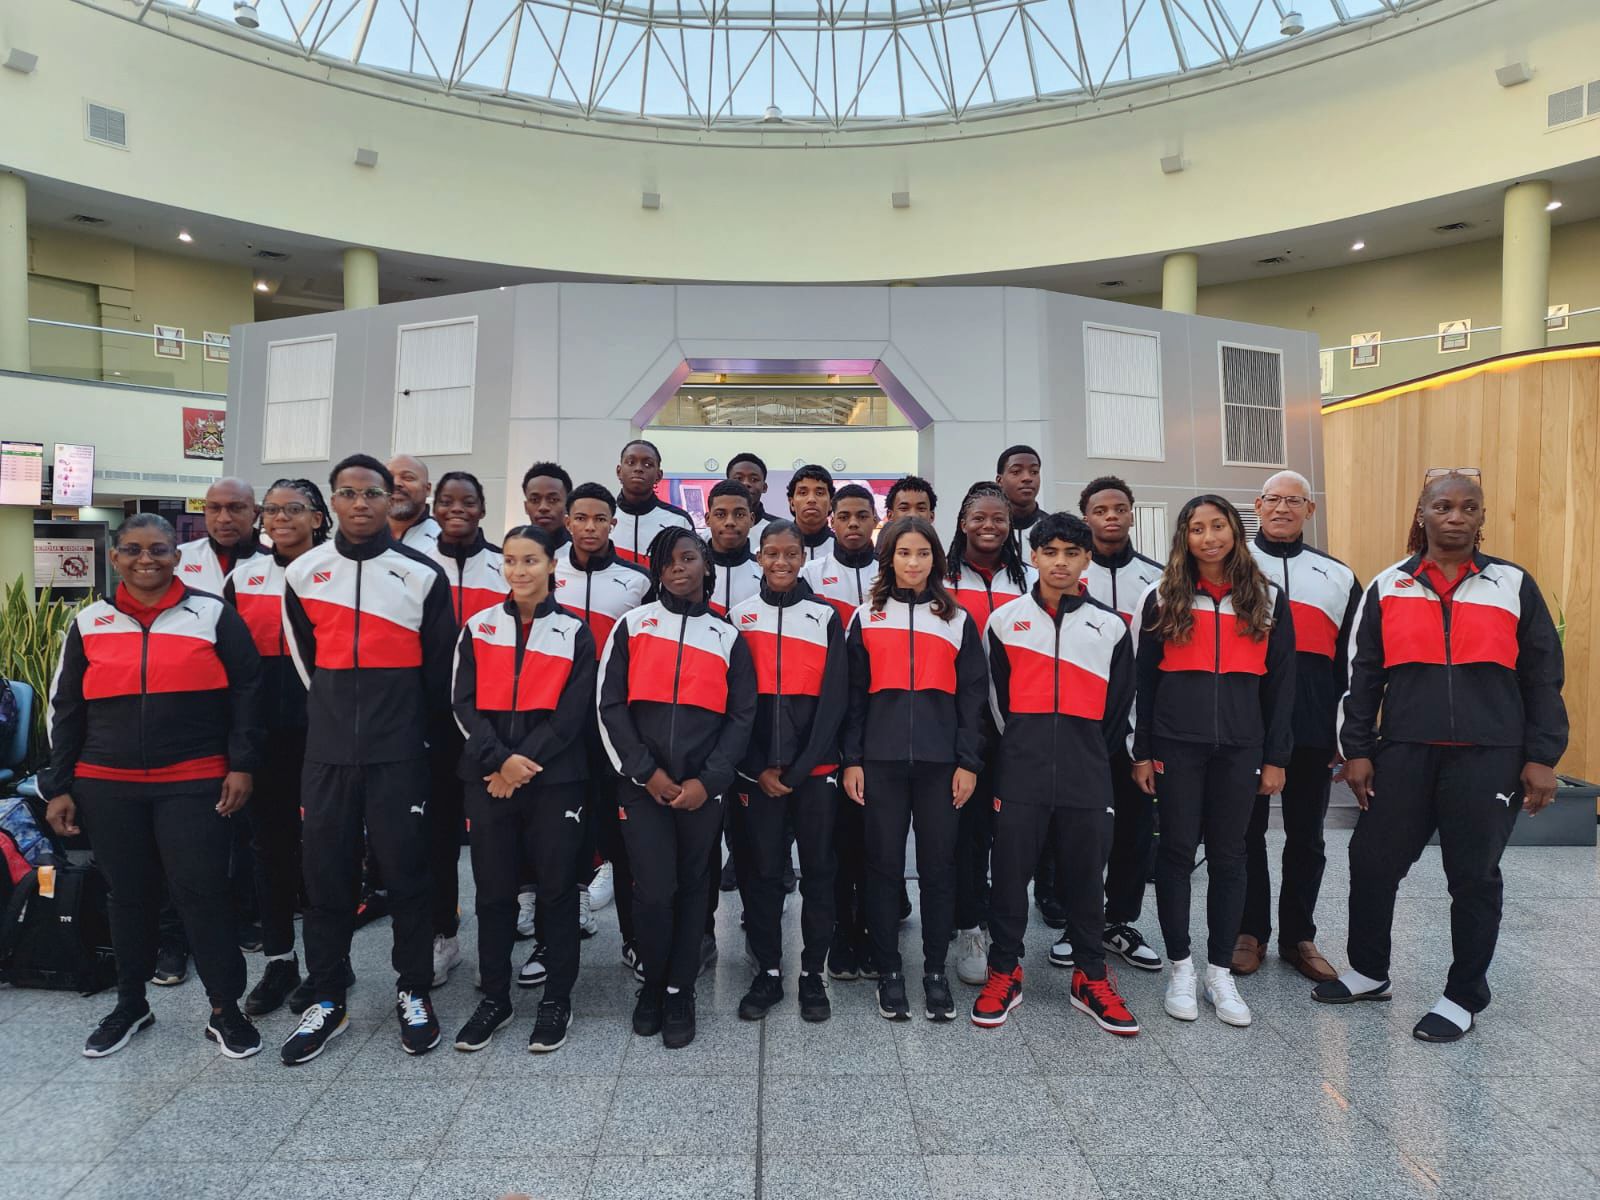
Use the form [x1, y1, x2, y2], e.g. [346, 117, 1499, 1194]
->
[163, 0, 1428, 130]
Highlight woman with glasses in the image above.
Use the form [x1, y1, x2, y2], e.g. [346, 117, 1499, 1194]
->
[43, 514, 265, 1059]
[1316, 470, 1565, 1042]
[224, 480, 334, 1017]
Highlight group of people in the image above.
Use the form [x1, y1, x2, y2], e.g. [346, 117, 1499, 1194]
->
[40, 440, 1566, 1064]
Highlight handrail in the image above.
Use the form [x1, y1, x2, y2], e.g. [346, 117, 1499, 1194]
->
[27, 318, 224, 347]
[1317, 306, 1600, 355]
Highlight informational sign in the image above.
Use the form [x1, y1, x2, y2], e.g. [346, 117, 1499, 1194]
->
[0, 440, 44, 506]
[182, 408, 225, 460]
[34, 537, 96, 589]
[52, 443, 95, 506]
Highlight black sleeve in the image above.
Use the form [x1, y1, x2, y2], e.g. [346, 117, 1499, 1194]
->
[953, 615, 987, 773]
[419, 571, 458, 718]
[222, 577, 238, 608]
[841, 615, 868, 767]
[1102, 630, 1137, 762]
[597, 620, 658, 785]
[1260, 590, 1297, 768]
[1131, 591, 1163, 762]
[451, 628, 513, 777]
[520, 625, 599, 768]
[1333, 574, 1362, 698]
[985, 626, 1011, 732]
[214, 603, 265, 775]
[1516, 573, 1568, 767]
[699, 633, 757, 797]
[1338, 581, 1386, 761]
[39, 624, 88, 798]
[780, 612, 849, 789]
[282, 581, 318, 690]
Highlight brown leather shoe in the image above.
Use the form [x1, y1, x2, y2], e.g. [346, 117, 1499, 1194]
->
[1282, 940, 1337, 983]
[1231, 934, 1264, 976]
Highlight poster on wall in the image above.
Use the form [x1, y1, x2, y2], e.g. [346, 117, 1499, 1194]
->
[34, 538, 96, 590]
[52, 443, 95, 506]
[203, 331, 230, 362]
[154, 325, 186, 359]
[182, 408, 226, 460]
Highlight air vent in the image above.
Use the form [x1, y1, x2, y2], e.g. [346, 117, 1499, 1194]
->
[253, 249, 290, 261]
[416, 275, 446, 284]
[1433, 221, 1473, 233]
[1097, 280, 1126, 288]
[1255, 255, 1289, 266]
[84, 101, 127, 148]
[1548, 86, 1583, 126]
[69, 213, 106, 225]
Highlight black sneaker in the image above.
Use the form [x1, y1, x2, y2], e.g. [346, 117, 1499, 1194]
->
[1049, 936, 1075, 969]
[782, 860, 798, 895]
[83, 1003, 154, 1058]
[719, 857, 739, 892]
[1035, 893, 1068, 930]
[633, 988, 665, 1037]
[453, 996, 514, 1052]
[698, 933, 719, 976]
[662, 990, 696, 1049]
[280, 1001, 348, 1065]
[205, 1004, 263, 1059]
[798, 972, 831, 1023]
[353, 889, 390, 929]
[858, 940, 881, 981]
[923, 973, 955, 1022]
[396, 989, 441, 1055]
[528, 1000, 571, 1053]
[898, 885, 913, 923]
[738, 972, 784, 1021]
[287, 958, 355, 1014]
[1103, 923, 1164, 971]
[151, 946, 188, 987]
[245, 957, 302, 1017]
[827, 934, 860, 981]
[518, 943, 548, 988]
[237, 922, 264, 954]
[877, 971, 911, 1022]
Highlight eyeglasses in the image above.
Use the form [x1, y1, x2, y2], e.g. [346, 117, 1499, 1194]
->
[1424, 467, 1481, 483]
[203, 502, 255, 516]
[113, 544, 175, 560]
[1259, 494, 1309, 509]
[332, 487, 390, 502]
[262, 502, 310, 517]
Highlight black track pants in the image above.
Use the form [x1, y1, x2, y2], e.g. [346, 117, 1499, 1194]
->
[1242, 744, 1333, 948]
[247, 730, 305, 959]
[832, 788, 868, 948]
[1103, 754, 1155, 925]
[620, 786, 724, 991]
[953, 756, 996, 931]
[427, 724, 465, 939]
[735, 775, 838, 975]
[988, 799, 1113, 978]
[863, 761, 960, 977]
[588, 737, 634, 947]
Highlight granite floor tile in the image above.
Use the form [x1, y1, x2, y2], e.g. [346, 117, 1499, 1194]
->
[288, 1080, 472, 1160]
[908, 1074, 1067, 1155]
[1, 1080, 178, 1160]
[440, 1075, 615, 1157]
[762, 1013, 901, 1075]
[1406, 1152, 1598, 1199]
[1268, 1154, 1444, 1199]
[66, 1155, 260, 1200]
[761, 1073, 917, 1155]
[0, 1162, 95, 1200]
[586, 1154, 756, 1200]
[599, 1075, 758, 1156]
[238, 1157, 428, 1200]
[1476, 1075, 1600, 1155]
[618, 1014, 760, 1075]
[893, 1012, 1037, 1076]
[1045, 1076, 1234, 1157]
[119, 1080, 325, 1161]
[412, 1154, 594, 1200]
[1342, 1075, 1541, 1158]
[760, 1154, 933, 1200]
[923, 1153, 1102, 1200]
[1021, 1007, 1183, 1077]
[0, 1084, 34, 1115]
[1085, 1153, 1278, 1200]
[1148, 1012, 1307, 1078]
[475, 1011, 631, 1077]
[1190, 1075, 1391, 1156]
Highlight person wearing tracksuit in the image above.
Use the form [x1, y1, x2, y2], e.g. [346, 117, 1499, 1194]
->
[1314, 471, 1565, 1042]
[974, 511, 1139, 1035]
[599, 526, 756, 1049]
[44, 513, 264, 1060]
[1132, 494, 1295, 1030]
[225, 478, 334, 1018]
[842, 516, 987, 1024]
[613, 439, 692, 566]
[1239, 470, 1361, 983]
[451, 524, 597, 1054]
[788, 464, 837, 562]
[421, 470, 509, 989]
[727, 453, 773, 552]
[729, 519, 848, 1023]
[278, 454, 458, 1064]
[1079, 475, 1166, 973]
[944, 482, 1035, 988]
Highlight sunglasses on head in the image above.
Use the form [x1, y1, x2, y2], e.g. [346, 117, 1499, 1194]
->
[1424, 467, 1481, 484]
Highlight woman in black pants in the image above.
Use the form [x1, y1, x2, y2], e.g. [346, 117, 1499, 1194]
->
[599, 526, 755, 1050]
[450, 525, 596, 1052]
[224, 478, 332, 1017]
[841, 517, 987, 1023]
[44, 514, 264, 1059]
[1131, 495, 1294, 1030]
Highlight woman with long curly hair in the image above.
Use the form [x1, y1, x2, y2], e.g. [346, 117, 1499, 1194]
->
[1131, 494, 1295, 1029]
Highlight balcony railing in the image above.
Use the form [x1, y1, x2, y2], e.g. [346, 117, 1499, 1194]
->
[27, 319, 230, 396]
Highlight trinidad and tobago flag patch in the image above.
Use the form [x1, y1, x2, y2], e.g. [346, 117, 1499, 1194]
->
[247, 575, 266, 587]
[740, 613, 759, 625]
[94, 613, 116, 626]
[1013, 620, 1031, 632]
[822, 576, 839, 585]
[477, 622, 496, 635]
[738, 792, 750, 807]
[1153, 760, 1165, 774]
[869, 611, 889, 623]
[1394, 577, 1417, 589]
[641, 617, 659, 629]
[183, 563, 203, 573]
[992, 796, 1002, 812]
[312, 570, 332, 584]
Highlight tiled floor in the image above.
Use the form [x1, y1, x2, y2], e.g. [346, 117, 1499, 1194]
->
[3, 828, 1598, 1200]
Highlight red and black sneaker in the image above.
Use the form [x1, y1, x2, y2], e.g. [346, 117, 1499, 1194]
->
[1070, 969, 1139, 1036]
[970, 965, 1023, 1028]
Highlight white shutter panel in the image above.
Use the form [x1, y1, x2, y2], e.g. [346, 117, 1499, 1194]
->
[393, 318, 477, 456]
[1132, 502, 1168, 559]
[1219, 344, 1286, 468]
[263, 335, 335, 462]
[1084, 325, 1164, 461]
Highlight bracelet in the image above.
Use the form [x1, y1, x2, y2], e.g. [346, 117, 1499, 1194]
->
[1131, 759, 1152, 767]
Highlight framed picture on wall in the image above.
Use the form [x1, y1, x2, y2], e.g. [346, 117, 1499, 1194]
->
[1438, 319, 1471, 353]
[203, 331, 230, 363]
[154, 325, 185, 359]
[1548, 304, 1570, 332]
[1350, 331, 1380, 369]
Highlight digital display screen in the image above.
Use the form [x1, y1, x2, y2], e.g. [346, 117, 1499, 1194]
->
[0, 441, 44, 507]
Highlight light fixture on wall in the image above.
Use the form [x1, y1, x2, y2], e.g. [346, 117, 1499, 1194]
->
[1279, 11, 1304, 36]
[763, 105, 783, 122]
[354, 147, 379, 168]
[2, 48, 37, 74]
[1160, 154, 1186, 175]
[641, 192, 661, 210]
[177, 230, 193, 244]
[1495, 62, 1533, 87]
[254, 280, 270, 293]
[1546, 199, 1563, 212]
[891, 191, 911, 209]
[1350, 240, 1366, 252]
[233, 2, 260, 28]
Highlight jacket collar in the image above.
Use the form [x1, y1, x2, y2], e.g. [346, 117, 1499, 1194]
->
[760, 578, 816, 608]
[617, 492, 660, 517]
[1252, 530, 1305, 559]
[115, 577, 187, 624]
[833, 542, 875, 569]
[1401, 550, 1490, 592]
[335, 528, 396, 562]
[801, 525, 833, 549]
[711, 544, 754, 568]
[437, 528, 489, 563]
[659, 587, 711, 618]
[500, 592, 561, 620]
[209, 534, 260, 570]
[887, 585, 936, 606]
[1030, 581, 1089, 622]
[570, 542, 619, 573]
[1090, 540, 1137, 569]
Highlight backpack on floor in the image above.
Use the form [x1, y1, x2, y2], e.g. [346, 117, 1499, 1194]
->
[0, 859, 118, 994]
[0, 796, 56, 905]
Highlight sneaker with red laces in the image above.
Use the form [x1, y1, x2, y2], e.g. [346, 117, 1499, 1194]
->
[1071, 969, 1139, 1036]
[970, 965, 1023, 1028]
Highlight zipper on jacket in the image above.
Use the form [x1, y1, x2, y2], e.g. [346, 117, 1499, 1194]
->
[906, 600, 917, 763]
[772, 603, 785, 766]
[583, 567, 593, 625]
[853, 566, 863, 605]
[1210, 593, 1221, 746]
[1441, 585, 1456, 740]
[139, 623, 151, 771]
[453, 557, 465, 624]
[1050, 607, 1061, 802]
[1110, 567, 1117, 615]
[667, 610, 688, 756]
[352, 559, 363, 751]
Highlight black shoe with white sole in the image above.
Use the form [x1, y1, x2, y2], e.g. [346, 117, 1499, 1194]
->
[245, 957, 302, 1017]
[923, 973, 955, 1022]
[1103, 924, 1163, 971]
[877, 972, 910, 1021]
[1049, 936, 1075, 969]
[528, 1000, 571, 1052]
[286, 958, 354, 1015]
[518, 944, 548, 988]
[738, 973, 784, 1021]
[205, 1004, 263, 1059]
[280, 1001, 348, 1065]
[397, 990, 441, 1055]
[454, 996, 514, 1051]
[826, 935, 860, 981]
[1311, 976, 1393, 1005]
[151, 946, 188, 987]
[83, 1004, 154, 1058]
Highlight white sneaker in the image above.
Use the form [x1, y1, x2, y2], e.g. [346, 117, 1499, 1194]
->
[1164, 957, 1199, 1022]
[1048, 936, 1075, 969]
[954, 927, 988, 986]
[431, 934, 461, 987]
[1203, 964, 1252, 1027]
[516, 891, 537, 940]
[578, 887, 599, 938]
[589, 862, 615, 911]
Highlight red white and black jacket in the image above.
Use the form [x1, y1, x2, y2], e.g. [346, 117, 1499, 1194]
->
[799, 526, 835, 563]
[801, 544, 879, 622]
[1132, 578, 1296, 766]
[425, 530, 509, 627]
[709, 546, 764, 617]
[282, 531, 457, 765]
[42, 580, 263, 795]
[729, 581, 848, 789]
[1338, 552, 1567, 766]
[842, 589, 987, 771]
[1006, 507, 1043, 560]
[224, 552, 306, 732]
[177, 535, 263, 597]
[1250, 532, 1361, 750]
[554, 543, 650, 658]
[948, 559, 1037, 636]
[746, 508, 773, 554]
[451, 594, 597, 787]
[614, 495, 692, 567]
[597, 590, 757, 798]
[986, 586, 1135, 808]
[1082, 542, 1163, 626]
[397, 515, 441, 554]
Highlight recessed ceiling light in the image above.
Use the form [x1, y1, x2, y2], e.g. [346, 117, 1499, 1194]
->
[254, 281, 269, 293]
[177, 231, 192, 243]
[1350, 241, 1366, 251]
[1546, 200, 1563, 212]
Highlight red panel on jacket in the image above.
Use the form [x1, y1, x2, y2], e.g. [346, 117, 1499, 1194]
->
[862, 627, 960, 694]
[1002, 643, 1110, 720]
[299, 598, 423, 668]
[1157, 609, 1270, 675]
[740, 629, 828, 696]
[627, 629, 731, 712]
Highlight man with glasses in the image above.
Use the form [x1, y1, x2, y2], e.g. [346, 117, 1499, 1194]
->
[388, 454, 441, 552]
[1239, 470, 1361, 982]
